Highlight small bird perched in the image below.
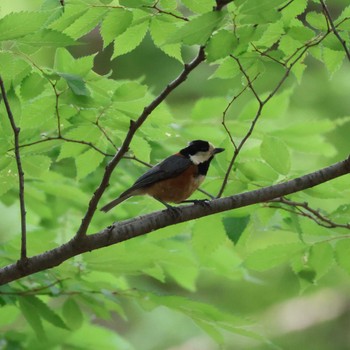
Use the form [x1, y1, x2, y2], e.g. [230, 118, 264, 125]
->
[101, 140, 224, 212]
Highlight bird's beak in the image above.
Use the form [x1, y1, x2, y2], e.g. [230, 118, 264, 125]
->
[213, 147, 225, 154]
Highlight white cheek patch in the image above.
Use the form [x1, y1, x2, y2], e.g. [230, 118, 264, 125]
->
[189, 151, 211, 164]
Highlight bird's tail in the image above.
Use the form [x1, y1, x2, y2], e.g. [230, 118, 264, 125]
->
[100, 195, 131, 213]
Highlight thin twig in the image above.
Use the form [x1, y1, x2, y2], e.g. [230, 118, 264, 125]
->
[222, 74, 260, 150]
[320, 0, 350, 61]
[278, 0, 295, 12]
[0, 77, 27, 261]
[217, 32, 330, 198]
[16, 136, 114, 157]
[269, 197, 350, 229]
[144, 4, 189, 22]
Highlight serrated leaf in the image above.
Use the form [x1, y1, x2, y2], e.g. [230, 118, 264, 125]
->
[306, 11, 327, 30]
[167, 11, 224, 45]
[323, 47, 345, 75]
[54, 48, 96, 77]
[244, 243, 304, 271]
[20, 72, 47, 99]
[75, 149, 104, 180]
[18, 29, 77, 47]
[59, 73, 90, 96]
[18, 297, 45, 339]
[63, 7, 108, 39]
[254, 21, 285, 47]
[100, 8, 133, 48]
[260, 136, 291, 175]
[112, 20, 149, 58]
[281, 0, 308, 22]
[119, 0, 153, 7]
[206, 30, 238, 62]
[209, 57, 240, 79]
[63, 298, 84, 330]
[181, 0, 213, 14]
[192, 216, 227, 261]
[22, 156, 51, 178]
[240, 0, 282, 24]
[0, 11, 48, 41]
[150, 17, 183, 62]
[113, 81, 147, 101]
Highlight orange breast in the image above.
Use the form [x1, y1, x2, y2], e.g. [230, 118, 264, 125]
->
[144, 165, 205, 203]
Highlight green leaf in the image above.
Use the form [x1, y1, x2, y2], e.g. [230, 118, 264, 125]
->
[18, 29, 77, 47]
[20, 72, 47, 100]
[63, 7, 108, 39]
[167, 11, 224, 45]
[192, 216, 227, 261]
[112, 20, 149, 58]
[260, 136, 291, 175]
[323, 47, 345, 75]
[22, 156, 51, 178]
[239, 0, 282, 24]
[59, 73, 90, 96]
[0, 11, 48, 41]
[75, 149, 105, 180]
[309, 242, 334, 280]
[150, 17, 183, 62]
[49, 4, 88, 32]
[281, 0, 308, 22]
[206, 30, 238, 62]
[63, 298, 84, 330]
[335, 239, 350, 275]
[181, 0, 214, 14]
[305, 11, 327, 30]
[119, 0, 153, 7]
[244, 243, 304, 271]
[191, 97, 228, 120]
[54, 48, 96, 77]
[100, 8, 133, 48]
[113, 81, 147, 101]
[209, 57, 240, 80]
[238, 160, 279, 182]
[222, 216, 250, 244]
[254, 21, 285, 47]
[130, 137, 151, 163]
[26, 295, 68, 330]
[18, 297, 45, 339]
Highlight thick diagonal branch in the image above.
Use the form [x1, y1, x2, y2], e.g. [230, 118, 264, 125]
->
[1, 156, 349, 285]
[0, 77, 27, 261]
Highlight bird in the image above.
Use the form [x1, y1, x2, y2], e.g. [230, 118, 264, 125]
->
[100, 140, 224, 212]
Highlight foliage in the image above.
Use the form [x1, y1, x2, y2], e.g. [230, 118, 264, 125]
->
[0, 0, 349, 349]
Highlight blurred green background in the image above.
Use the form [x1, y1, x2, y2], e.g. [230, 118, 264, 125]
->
[1, 0, 350, 349]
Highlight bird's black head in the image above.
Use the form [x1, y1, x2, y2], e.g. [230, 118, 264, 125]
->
[180, 140, 224, 165]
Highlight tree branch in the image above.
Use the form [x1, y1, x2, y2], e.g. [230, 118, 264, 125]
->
[268, 197, 350, 229]
[320, 0, 350, 61]
[75, 46, 206, 239]
[0, 77, 27, 262]
[1, 156, 349, 286]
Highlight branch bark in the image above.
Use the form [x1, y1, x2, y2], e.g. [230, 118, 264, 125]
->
[1, 156, 349, 286]
[0, 76, 27, 261]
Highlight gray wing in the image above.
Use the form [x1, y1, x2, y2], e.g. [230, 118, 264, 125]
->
[120, 154, 192, 197]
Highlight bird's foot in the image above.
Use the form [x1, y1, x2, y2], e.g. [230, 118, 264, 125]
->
[181, 199, 211, 207]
